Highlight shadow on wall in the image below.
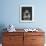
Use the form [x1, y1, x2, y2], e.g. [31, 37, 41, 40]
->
[0, 24, 7, 43]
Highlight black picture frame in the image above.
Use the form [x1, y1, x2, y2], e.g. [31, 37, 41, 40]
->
[20, 5, 34, 22]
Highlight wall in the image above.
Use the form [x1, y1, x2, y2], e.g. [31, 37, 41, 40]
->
[0, 0, 46, 29]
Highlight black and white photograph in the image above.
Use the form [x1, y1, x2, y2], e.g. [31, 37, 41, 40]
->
[20, 5, 34, 22]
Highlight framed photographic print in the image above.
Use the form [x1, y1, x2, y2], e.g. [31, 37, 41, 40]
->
[20, 5, 34, 22]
